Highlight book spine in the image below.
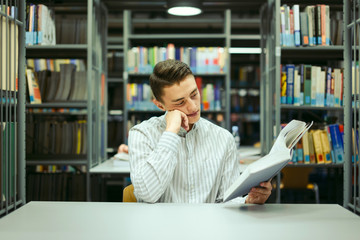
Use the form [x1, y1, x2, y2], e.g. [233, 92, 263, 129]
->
[313, 130, 325, 164]
[310, 66, 318, 106]
[306, 6, 314, 46]
[280, 6, 286, 46]
[304, 65, 312, 105]
[325, 67, 332, 106]
[286, 64, 295, 104]
[293, 5, 301, 46]
[300, 12, 309, 46]
[302, 132, 310, 164]
[293, 68, 300, 106]
[329, 124, 344, 163]
[320, 130, 332, 164]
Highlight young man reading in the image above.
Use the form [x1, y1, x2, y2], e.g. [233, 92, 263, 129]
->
[128, 59, 272, 203]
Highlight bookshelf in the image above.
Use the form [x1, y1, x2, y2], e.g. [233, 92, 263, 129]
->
[104, 7, 263, 153]
[230, 14, 261, 147]
[343, 0, 360, 215]
[0, 0, 26, 217]
[24, 0, 108, 201]
[261, 0, 345, 204]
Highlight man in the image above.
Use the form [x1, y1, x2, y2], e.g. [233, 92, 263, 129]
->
[128, 59, 272, 203]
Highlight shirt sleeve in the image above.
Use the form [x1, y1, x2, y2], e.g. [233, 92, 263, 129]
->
[216, 135, 247, 203]
[129, 127, 180, 203]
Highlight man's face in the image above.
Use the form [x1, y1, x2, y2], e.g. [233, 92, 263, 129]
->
[155, 75, 201, 125]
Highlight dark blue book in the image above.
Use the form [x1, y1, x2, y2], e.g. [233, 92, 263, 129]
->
[329, 124, 344, 164]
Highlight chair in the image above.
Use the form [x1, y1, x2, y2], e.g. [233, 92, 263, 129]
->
[123, 184, 137, 202]
[278, 167, 320, 203]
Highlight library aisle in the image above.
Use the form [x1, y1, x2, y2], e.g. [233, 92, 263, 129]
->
[1, 0, 359, 220]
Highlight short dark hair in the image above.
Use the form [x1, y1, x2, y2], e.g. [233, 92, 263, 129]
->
[149, 59, 193, 102]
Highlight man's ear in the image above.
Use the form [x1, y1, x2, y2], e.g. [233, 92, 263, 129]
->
[152, 99, 165, 111]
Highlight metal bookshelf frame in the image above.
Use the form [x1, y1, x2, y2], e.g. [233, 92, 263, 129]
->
[24, 0, 107, 202]
[0, 0, 26, 217]
[343, 0, 360, 214]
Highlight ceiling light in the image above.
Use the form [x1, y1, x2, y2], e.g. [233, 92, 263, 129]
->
[167, 0, 202, 16]
[229, 48, 262, 54]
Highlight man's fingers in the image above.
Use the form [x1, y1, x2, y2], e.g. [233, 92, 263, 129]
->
[180, 112, 189, 130]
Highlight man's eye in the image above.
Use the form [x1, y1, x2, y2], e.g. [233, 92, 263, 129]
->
[191, 93, 197, 98]
[175, 101, 185, 106]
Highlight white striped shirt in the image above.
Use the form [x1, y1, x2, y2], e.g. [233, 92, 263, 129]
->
[128, 114, 245, 203]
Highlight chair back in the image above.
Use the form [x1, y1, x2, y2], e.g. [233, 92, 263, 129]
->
[123, 184, 137, 202]
[281, 167, 314, 188]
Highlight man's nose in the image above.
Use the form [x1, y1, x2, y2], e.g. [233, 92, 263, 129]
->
[187, 99, 197, 112]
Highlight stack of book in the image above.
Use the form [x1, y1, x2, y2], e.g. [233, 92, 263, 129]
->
[280, 64, 343, 107]
[25, 61, 88, 104]
[127, 44, 228, 74]
[280, 4, 343, 47]
[25, 3, 56, 45]
[290, 123, 345, 164]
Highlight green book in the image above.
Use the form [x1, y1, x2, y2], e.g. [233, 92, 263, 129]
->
[303, 64, 312, 105]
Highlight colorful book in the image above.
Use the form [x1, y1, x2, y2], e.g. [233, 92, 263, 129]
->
[286, 64, 295, 104]
[303, 65, 312, 105]
[25, 68, 42, 104]
[320, 130, 332, 164]
[312, 130, 325, 164]
[302, 131, 311, 164]
[329, 124, 344, 164]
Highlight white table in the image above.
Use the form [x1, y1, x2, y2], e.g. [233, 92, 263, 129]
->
[90, 158, 130, 174]
[89, 146, 260, 174]
[88, 148, 260, 201]
[0, 202, 359, 240]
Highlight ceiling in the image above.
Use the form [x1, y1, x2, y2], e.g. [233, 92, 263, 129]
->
[101, 0, 266, 14]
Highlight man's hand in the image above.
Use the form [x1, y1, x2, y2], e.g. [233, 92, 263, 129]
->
[245, 181, 272, 204]
[117, 144, 129, 154]
[165, 110, 189, 133]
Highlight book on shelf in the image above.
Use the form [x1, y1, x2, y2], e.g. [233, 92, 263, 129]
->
[307, 131, 316, 164]
[328, 124, 344, 164]
[108, 51, 124, 73]
[285, 64, 295, 104]
[302, 131, 310, 163]
[312, 130, 325, 164]
[281, 66, 287, 104]
[1, 14, 19, 94]
[26, 68, 42, 104]
[231, 65, 260, 88]
[224, 120, 313, 202]
[320, 129, 332, 164]
[56, 14, 87, 45]
[352, 129, 359, 163]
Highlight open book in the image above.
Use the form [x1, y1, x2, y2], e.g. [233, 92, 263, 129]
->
[224, 120, 313, 202]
